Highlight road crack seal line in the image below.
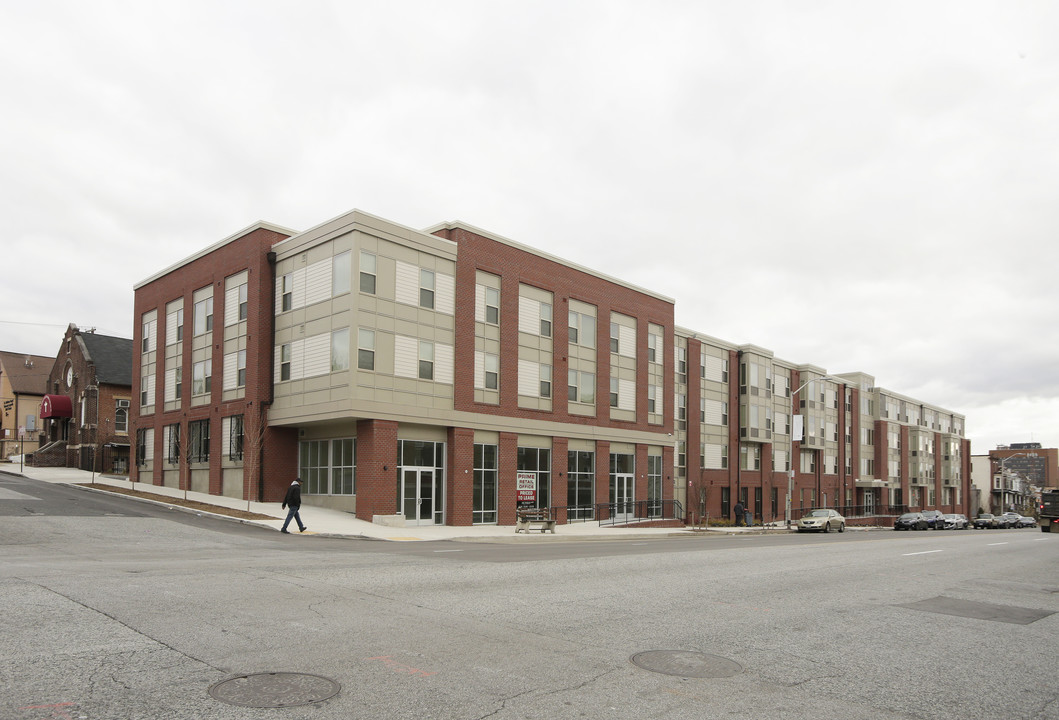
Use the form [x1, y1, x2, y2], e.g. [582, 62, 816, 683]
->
[16, 576, 226, 673]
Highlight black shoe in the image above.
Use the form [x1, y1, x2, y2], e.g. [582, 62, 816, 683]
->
[299, 527, 308, 533]
[280, 529, 290, 534]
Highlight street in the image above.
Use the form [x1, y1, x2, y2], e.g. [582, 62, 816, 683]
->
[3, 472, 1058, 719]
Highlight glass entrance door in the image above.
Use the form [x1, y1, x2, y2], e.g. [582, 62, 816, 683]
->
[610, 473, 634, 522]
[402, 467, 438, 526]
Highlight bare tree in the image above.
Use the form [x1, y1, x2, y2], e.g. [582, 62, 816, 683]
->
[240, 402, 269, 512]
[689, 475, 710, 527]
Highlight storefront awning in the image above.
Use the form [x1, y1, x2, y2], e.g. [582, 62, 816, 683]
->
[40, 394, 73, 419]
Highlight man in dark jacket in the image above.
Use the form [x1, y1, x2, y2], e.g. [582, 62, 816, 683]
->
[280, 478, 307, 534]
[734, 500, 744, 526]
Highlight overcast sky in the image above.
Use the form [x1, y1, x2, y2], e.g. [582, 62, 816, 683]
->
[2, 1, 1057, 454]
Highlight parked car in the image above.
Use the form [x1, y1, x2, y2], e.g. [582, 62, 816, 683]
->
[921, 509, 946, 529]
[1017, 515, 1037, 528]
[993, 514, 1015, 529]
[796, 509, 846, 533]
[942, 513, 968, 530]
[895, 512, 929, 530]
[1002, 512, 1022, 527]
[973, 513, 997, 529]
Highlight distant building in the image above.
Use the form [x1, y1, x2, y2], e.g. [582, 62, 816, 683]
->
[35, 325, 134, 474]
[0, 351, 52, 459]
[130, 208, 970, 528]
[970, 445, 1057, 515]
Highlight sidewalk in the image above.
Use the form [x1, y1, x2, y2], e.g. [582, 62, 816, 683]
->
[1, 459, 794, 542]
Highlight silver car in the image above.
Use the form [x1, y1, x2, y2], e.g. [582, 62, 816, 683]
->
[796, 509, 846, 533]
[942, 513, 968, 530]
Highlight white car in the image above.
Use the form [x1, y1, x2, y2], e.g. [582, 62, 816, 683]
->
[796, 509, 846, 533]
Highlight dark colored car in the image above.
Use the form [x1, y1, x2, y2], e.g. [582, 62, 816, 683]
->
[921, 509, 945, 529]
[1017, 515, 1037, 528]
[994, 514, 1015, 529]
[895, 512, 928, 530]
[973, 513, 996, 529]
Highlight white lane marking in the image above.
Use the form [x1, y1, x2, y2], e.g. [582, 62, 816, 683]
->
[987, 542, 1008, 546]
[902, 550, 944, 556]
[433, 549, 463, 553]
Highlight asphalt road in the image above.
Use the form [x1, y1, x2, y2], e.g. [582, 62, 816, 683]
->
[3, 472, 1058, 720]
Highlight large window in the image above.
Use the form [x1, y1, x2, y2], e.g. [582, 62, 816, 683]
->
[331, 328, 350, 372]
[567, 450, 594, 520]
[419, 342, 434, 380]
[419, 269, 435, 309]
[193, 296, 213, 336]
[300, 439, 355, 495]
[136, 429, 149, 467]
[192, 359, 212, 396]
[333, 251, 351, 295]
[189, 419, 210, 463]
[473, 444, 498, 524]
[568, 370, 595, 405]
[165, 424, 180, 463]
[568, 311, 595, 347]
[228, 415, 244, 461]
[648, 455, 662, 517]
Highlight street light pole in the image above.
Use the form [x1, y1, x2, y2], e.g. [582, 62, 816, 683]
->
[786, 374, 842, 528]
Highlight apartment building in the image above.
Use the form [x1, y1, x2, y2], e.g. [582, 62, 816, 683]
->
[0, 351, 52, 459]
[132, 210, 677, 527]
[131, 207, 969, 527]
[675, 332, 970, 525]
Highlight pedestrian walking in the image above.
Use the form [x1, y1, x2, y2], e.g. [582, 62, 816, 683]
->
[734, 500, 744, 526]
[281, 478, 308, 534]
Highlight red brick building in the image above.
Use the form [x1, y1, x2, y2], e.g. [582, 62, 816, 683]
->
[130, 208, 970, 527]
[35, 325, 133, 474]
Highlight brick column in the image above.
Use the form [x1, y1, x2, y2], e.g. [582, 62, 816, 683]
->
[447, 427, 475, 526]
[355, 419, 398, 521]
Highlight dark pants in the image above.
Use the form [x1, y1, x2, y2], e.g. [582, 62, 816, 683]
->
[282, 505, 304, 532]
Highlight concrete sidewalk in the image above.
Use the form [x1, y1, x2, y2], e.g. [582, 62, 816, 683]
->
[1, 459, 794, 542]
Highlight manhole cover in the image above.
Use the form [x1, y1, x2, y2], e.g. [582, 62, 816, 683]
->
[208, 672, 340, 707]
[631, 650, 743, 678]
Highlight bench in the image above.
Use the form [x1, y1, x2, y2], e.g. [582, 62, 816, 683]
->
[515, 509, 556, 534]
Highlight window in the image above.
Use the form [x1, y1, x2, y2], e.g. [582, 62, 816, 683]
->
[358, 329, 375, 370]
[648, 385, 659, 413]
[175, 308, 184, 342]
[484, 353, 498, 390]
[609, 377, 619, 408]
[280, 344, 291, 381]
[114, 399, 129, 433]
[136, 429, 148, 467]
[567, 450, 595, 521]
[141, 318, 153, 353]
[189, 419, 210, 463]
[140, 377, 150, 406]
[228, 415, 244, 460]
[193, 296, 213, 336]
[610, 323, 620, 353]
[484, 287, 499, 325]
[359, 251, 376, 294]
[568, 370, 595, 404]
[540, 303, 552, 337]
[677, 346, 687, 380]
[165, 424, 180, 463]
[741, 443, 761, 470]
[540, 364, 552, 398]
[174, 365, 182, 400]
[419, 342, 434, 380]
[192, 359, 212, 396]
[474, 444, 498, 524]
[281, 274, 293, 311]
[648, 333, 661, 363]
[568, 311, 596, 347]
[331, 328, 350, 372]
[236, 350, 246, 388]
[333, 251, 351, 295]
[420, 269, 435, 309]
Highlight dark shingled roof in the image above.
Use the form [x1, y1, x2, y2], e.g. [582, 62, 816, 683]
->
[79, 333, 133, 387]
